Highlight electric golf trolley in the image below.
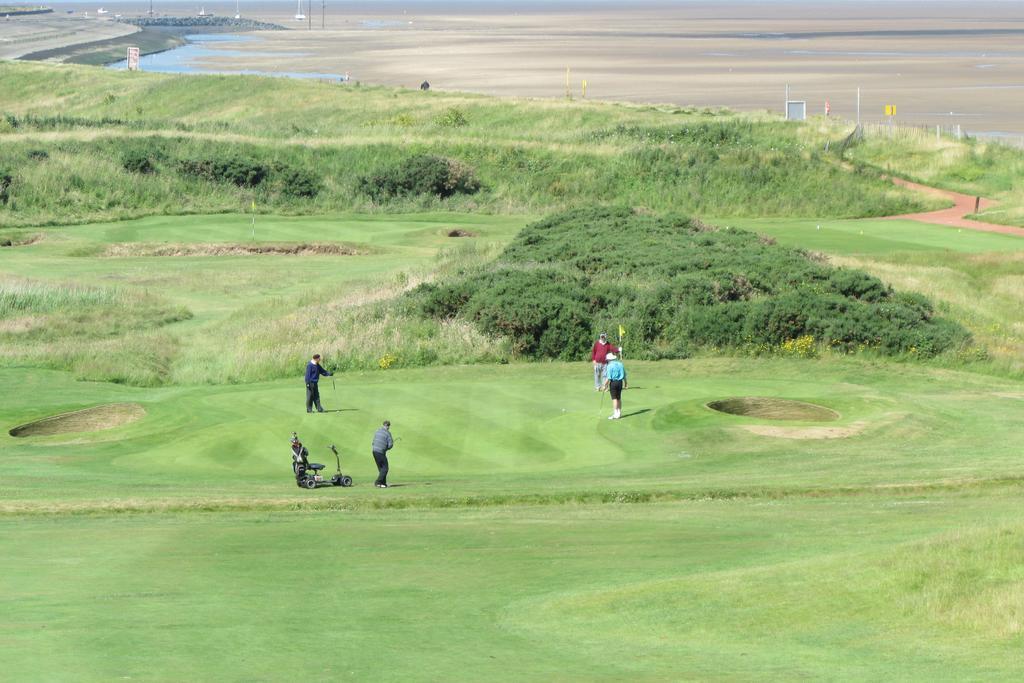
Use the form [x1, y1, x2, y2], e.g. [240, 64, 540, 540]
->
[291, 431, 353, 489]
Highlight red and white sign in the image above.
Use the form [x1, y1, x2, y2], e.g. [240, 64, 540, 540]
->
[825, 100, 831, 116]
[127, 47, 140, 71]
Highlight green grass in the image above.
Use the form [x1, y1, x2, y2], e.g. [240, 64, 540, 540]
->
[3, 62, 1024, 681]
[723, 217, 1024, 256]
[2, 357, 1024, 679]
[1, 211, 1023, 679]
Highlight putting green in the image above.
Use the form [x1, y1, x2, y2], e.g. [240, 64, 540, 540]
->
[2, 357, 1022, 509]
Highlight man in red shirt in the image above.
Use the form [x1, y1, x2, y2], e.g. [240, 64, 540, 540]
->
[591, 332, 620, 390]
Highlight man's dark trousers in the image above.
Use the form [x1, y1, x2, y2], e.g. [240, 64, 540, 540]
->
[373, 450, 389, 486]
[306, 382, 324, 412]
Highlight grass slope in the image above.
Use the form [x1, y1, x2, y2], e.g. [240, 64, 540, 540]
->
[0, 61, 936, 226]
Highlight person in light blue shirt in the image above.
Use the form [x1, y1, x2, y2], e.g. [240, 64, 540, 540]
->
[601, 353, 627, 420]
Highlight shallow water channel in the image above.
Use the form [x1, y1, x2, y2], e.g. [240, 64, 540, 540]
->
[107, 32, 345, 80]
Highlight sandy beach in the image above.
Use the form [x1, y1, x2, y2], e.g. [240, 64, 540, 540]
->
[11, 1, 1024, 136]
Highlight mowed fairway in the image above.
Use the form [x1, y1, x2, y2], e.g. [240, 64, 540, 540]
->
[3, 212, 1024, 680]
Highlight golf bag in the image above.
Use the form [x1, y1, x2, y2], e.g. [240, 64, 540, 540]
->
[290, 432, 352, 489]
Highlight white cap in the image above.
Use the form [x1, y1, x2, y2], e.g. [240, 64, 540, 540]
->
[606, 353, 617, 360]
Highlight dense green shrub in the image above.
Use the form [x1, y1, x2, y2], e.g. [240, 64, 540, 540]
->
[122, 149, 157, 174]
[177, 156, 270, 187]
[357, 154, 480, 201]
[0, 169, 12, 205]
[415, 207, 970, 360]
[434, 107, 469, 128]
[273, 163, 322, 198]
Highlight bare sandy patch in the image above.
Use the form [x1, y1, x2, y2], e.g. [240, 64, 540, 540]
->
[99, 242, 364, 257]
[0, 316, 43, 334]
[446, 229, 477, 238]
[9, 403, 145, 437]
[994, 392, 1024, 400]
[741, 421, 868, 440]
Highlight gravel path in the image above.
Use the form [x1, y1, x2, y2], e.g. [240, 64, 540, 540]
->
[887, 177, 1024, 237]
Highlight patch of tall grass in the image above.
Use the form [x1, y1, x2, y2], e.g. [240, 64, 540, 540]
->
[0, 277, 191, 384]
[166, 240, 510, 384]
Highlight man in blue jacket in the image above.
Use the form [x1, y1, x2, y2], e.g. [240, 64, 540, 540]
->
[304, 353, 332, 413]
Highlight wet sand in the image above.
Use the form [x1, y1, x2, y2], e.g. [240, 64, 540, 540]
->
[15, 2, 1024, 136]
[0, 13, 137, 59]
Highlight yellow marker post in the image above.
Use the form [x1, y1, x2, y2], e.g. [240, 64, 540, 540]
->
[582, 79, 587, 98]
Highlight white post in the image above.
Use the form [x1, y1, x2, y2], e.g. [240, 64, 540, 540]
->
[785, 84, 789, 119]
[856, 87, 861, 127]
[957, 124, 962, 140]
[936, 125, 940, 141]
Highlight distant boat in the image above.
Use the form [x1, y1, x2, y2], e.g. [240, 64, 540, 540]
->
[197, 7, 213, 16]
[294, 0, 305, 20]
[96, 7, 108, 14]
[234, 0, 240, 19]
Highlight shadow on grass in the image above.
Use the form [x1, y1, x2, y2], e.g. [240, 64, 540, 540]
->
[619, 408, 652, 419]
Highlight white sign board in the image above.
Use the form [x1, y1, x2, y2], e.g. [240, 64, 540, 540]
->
[786, 100, 806, 121]
[127, 47, 140, 71]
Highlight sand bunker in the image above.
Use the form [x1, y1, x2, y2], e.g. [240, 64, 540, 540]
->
[0, 234, 41, 248]
[100, 243, 363, 257]
[9, 403, 145, 437]
[446, 229, 477, 238]
[707, 397, 840, 421]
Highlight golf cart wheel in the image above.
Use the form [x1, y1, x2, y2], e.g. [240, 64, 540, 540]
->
[341, 476, 353, 487]
[302, 478, 317, 490]
[331, 476, 342, 487]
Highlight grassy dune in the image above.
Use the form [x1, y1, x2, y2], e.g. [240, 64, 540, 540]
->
[0, 62, 941, 227]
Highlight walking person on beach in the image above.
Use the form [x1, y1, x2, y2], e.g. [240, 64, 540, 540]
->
[304, 353, 332, 413]
[590, 332, 620, 391]
[602, 353, 627, 420]
[371, 420, 395, 488]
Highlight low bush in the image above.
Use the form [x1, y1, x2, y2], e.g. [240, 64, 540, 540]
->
[122, 149, 157, 174]
[0, 169, 11, 205]
[434, 107, 468, 128]
[415, 207, 970, 360]
[177, 155, 270, 187]
[273, 163, 322, 198]
[357, 154, 480, 201]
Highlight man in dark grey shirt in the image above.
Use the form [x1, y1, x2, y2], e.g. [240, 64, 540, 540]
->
[371, 420, 395, 488]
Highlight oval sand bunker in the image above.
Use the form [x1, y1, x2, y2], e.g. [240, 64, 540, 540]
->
[707, 397, 839, 422]
[9, 403, 145, 437]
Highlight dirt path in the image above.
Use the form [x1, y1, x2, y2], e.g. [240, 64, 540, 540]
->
[887, 177, 1024, 237]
